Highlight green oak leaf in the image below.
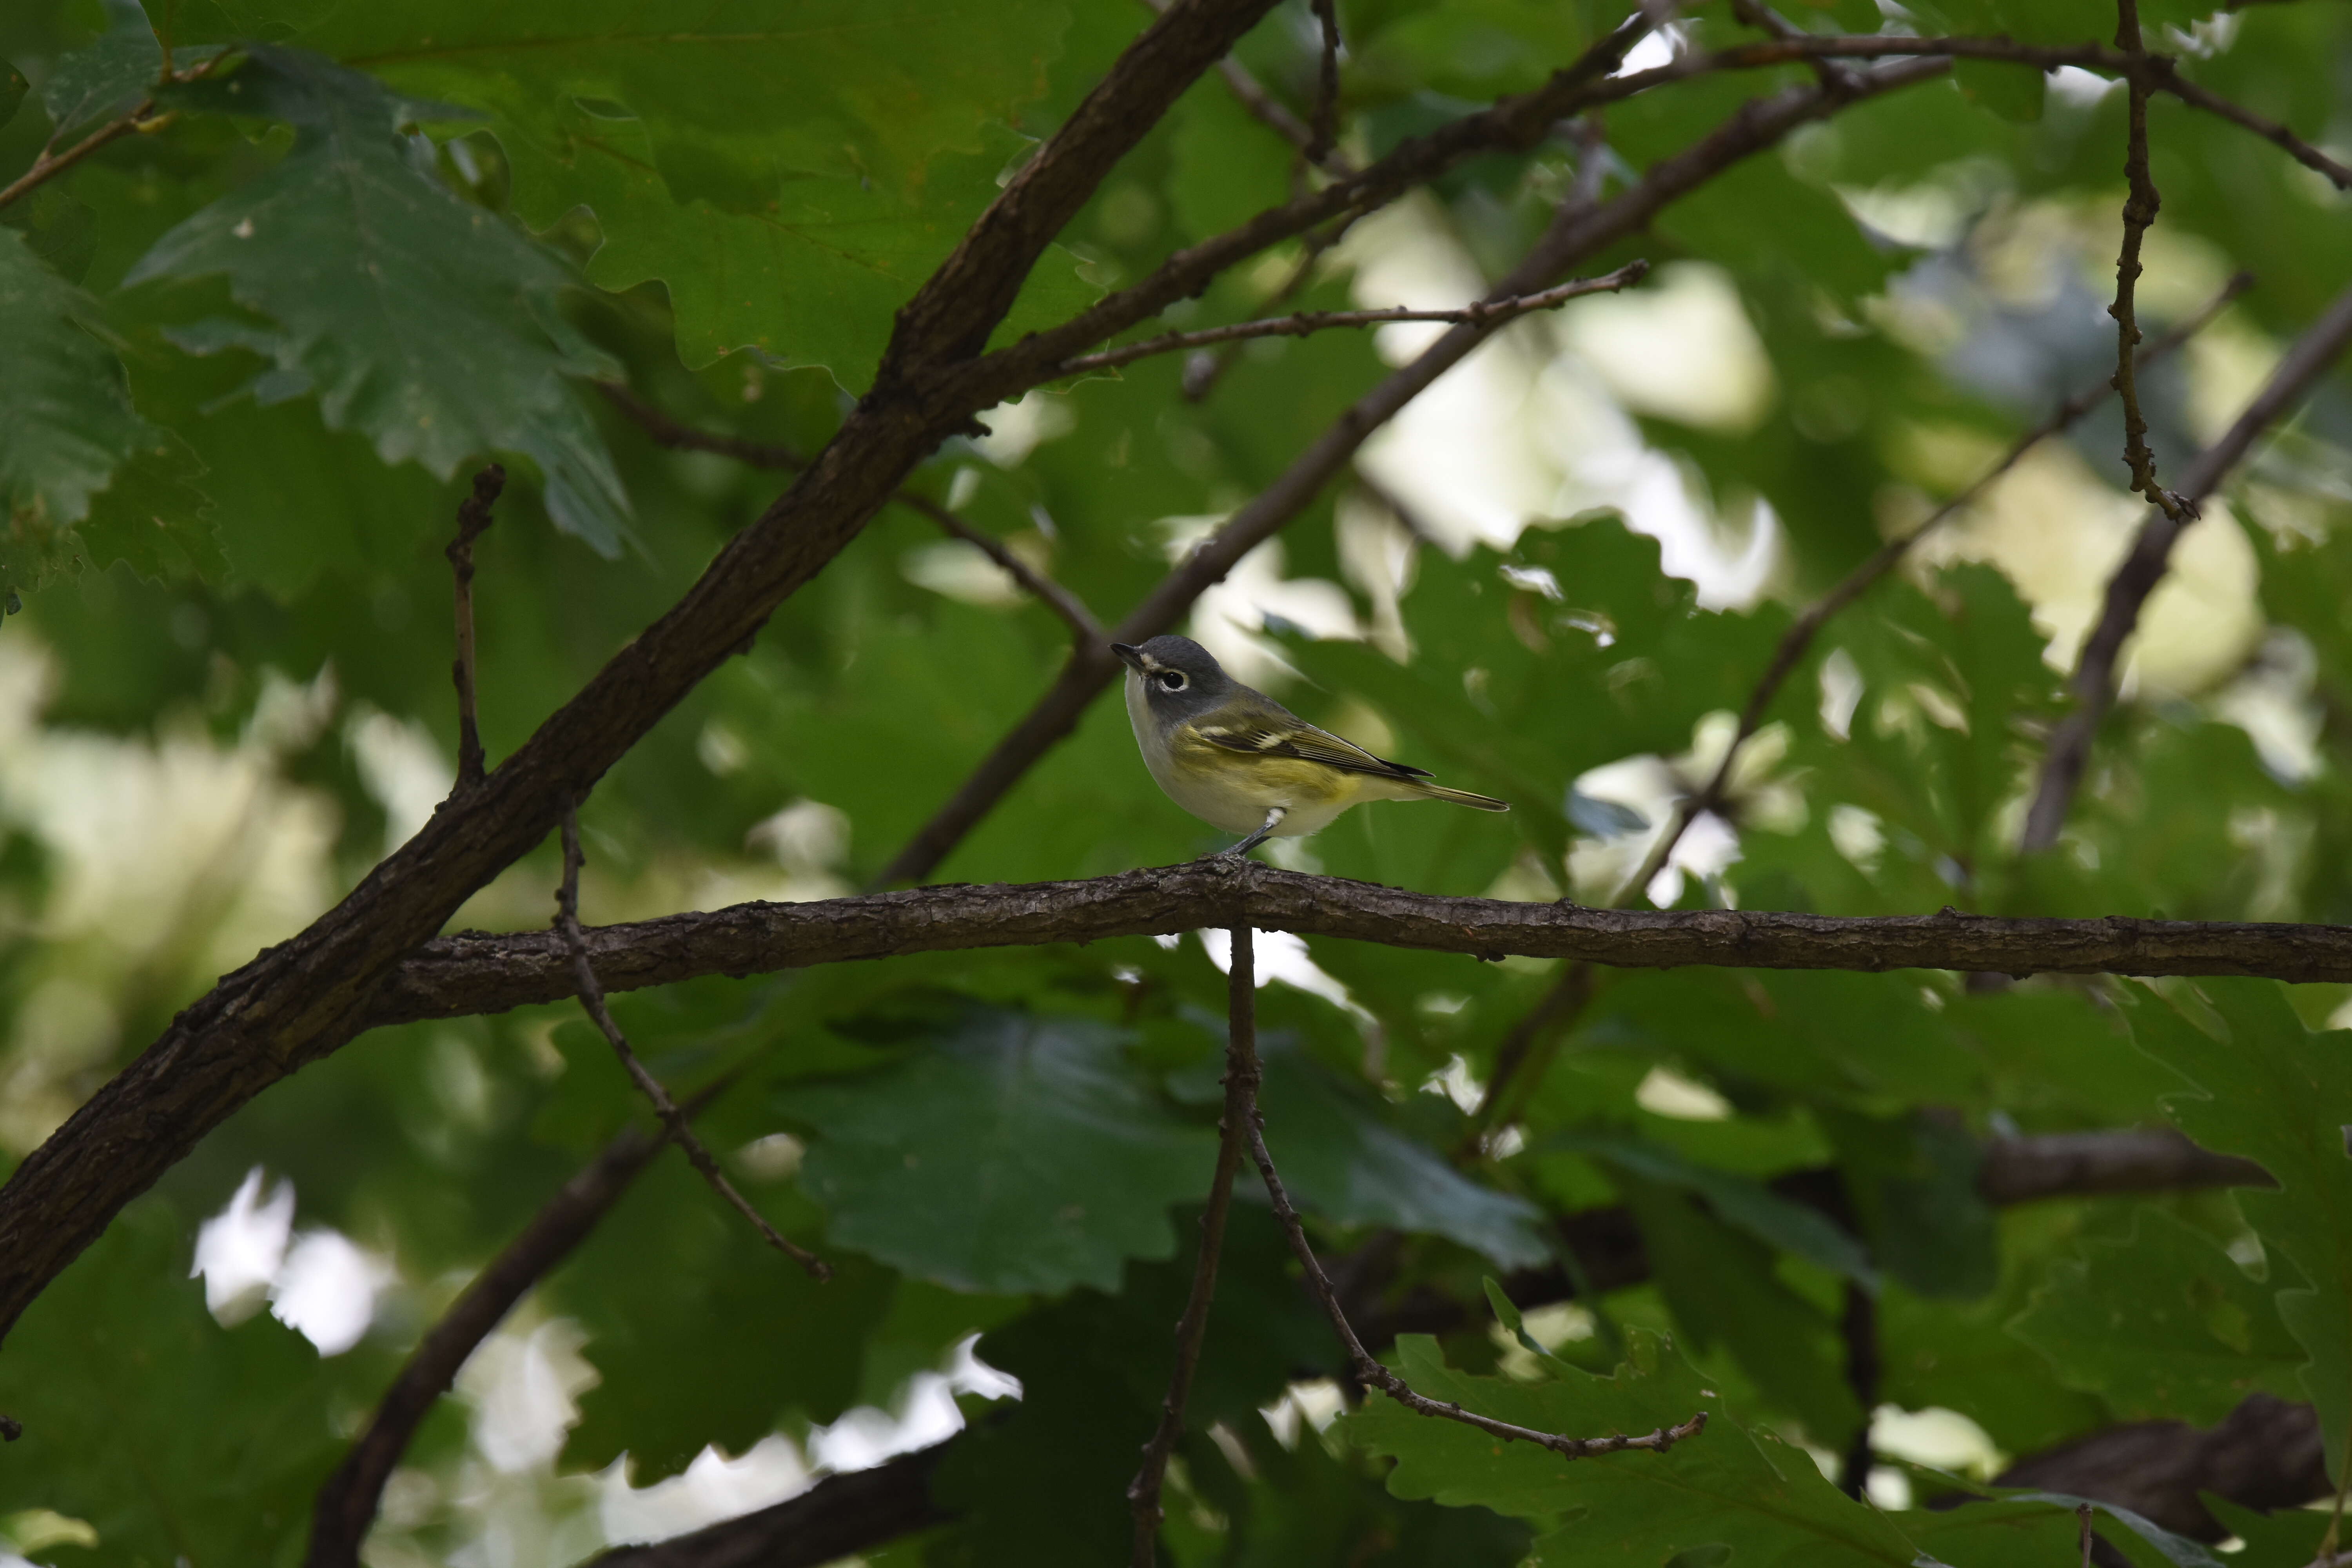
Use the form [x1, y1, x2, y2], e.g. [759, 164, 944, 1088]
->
[124, 45, 633, 552]
[2129, 981, 2352, 1481]
[255, 0, 1076, 380]
[0, 226, 214, 591]
[1552, 1130, 1875, 1285]
[480, 94, 1094, 382]
[1257, 1036, 1550, 1269]
[2008, 1206, 2306, 1425]
[39, 0, 158, 135]
[1610, 1170, 1864, 1445]
[775, 1007, 1216, 1294]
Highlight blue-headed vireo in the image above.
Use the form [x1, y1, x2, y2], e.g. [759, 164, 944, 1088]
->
[1113, 635, 1508, 856]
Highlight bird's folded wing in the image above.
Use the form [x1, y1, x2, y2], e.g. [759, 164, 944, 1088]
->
[1195, 720, 1434, 779]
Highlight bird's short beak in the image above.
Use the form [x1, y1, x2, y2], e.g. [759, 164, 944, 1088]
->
[1110, 642, 1145, 672]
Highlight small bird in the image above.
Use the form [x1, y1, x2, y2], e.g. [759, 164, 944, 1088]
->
[1113, 635, 1508, 856]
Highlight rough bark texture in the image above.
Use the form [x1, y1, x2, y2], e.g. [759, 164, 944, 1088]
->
[366, 861, 2352, 1028]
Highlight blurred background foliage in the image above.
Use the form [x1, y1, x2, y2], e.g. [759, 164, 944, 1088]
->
[1, 0, 2351, 1564]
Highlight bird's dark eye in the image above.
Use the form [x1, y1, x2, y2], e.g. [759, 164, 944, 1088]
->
[1158, 670, 1186, 691]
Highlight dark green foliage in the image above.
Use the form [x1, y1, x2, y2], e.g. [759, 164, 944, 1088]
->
[1, 0, 2349, 1564]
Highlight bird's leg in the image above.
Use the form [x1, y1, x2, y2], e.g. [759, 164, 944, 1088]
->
[1220, 807, 1287, 858]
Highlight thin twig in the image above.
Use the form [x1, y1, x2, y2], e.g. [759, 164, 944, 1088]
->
[597, 383, 1105, 648]
[1138, 0, 1356, 177]
[1617, 270, 2250, 902]
[2149, 61, 2352, 190]
[1306, 0, 1342, 168]
[0, 49, 227, 214]
[1180, 221, 1350, 402]
[2024, 273, 2352, 851]
[1731, 0, 1860, 93]
[305, 1085, 728, 1568]
[2078, 1502, 2097, 1568]
[445, 464, 505, 794]
[0, 106, 157, 212]
[1127, 924, 1262, 1567]
[1245, 1046, 1706, 1458]
[2107, 4, 2196, 525]
[1060, 261, 1650, 376]
[556, 804, 829, 1279]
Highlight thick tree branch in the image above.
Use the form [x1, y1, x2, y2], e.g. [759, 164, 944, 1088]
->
[597, 383, 1105, 648]
[557, 808, 827, 1279]
[363, 862, 2352, 1031]
[1620, 270, 2250, 904]
[2022, 274, 2352, 851]
[881, 58, 1947, 887]
[0, 0, 1276, 1341]
[1127, 924, 1260, 1567]
[1056, 261, 1649, 376]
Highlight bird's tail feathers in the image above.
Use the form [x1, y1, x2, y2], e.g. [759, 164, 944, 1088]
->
[1412, 781, 1509, 812]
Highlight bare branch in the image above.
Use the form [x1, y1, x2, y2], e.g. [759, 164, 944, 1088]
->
[1127, 924, 1261, 1567]
[1620, 270, 2251, 904]
[1059, 261, 1649, 376]
[1139, 0, 1357, 176]
[882, 60, 1947, 887]
[0, 105, 158, 212]
[0, 51, 230, 213]
[2024, 274, 2352, 851]
[305, 1104, 699, 1568]
[2148, 60, 2352, 189]
[557, 805, 829, 1280]
[2107, 5, 2196, 526]
[445, 465, 505, 795]
[1247, 1079, 1707, 1457]
[362, 860, 2352, 1034]
[1306, 0, 1342, 167]
[1726, 32, 2352, 194]
[599, 384, 1105, 648]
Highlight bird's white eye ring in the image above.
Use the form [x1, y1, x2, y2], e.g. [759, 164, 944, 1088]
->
[1158, 670, 1186, 691]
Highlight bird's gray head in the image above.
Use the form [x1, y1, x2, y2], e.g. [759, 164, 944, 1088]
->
[1112, 635, 1237, 720]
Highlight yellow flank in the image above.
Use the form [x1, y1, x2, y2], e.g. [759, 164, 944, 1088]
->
[1160, 723, 1422, 838]
[1171, 730, 1355, 804]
